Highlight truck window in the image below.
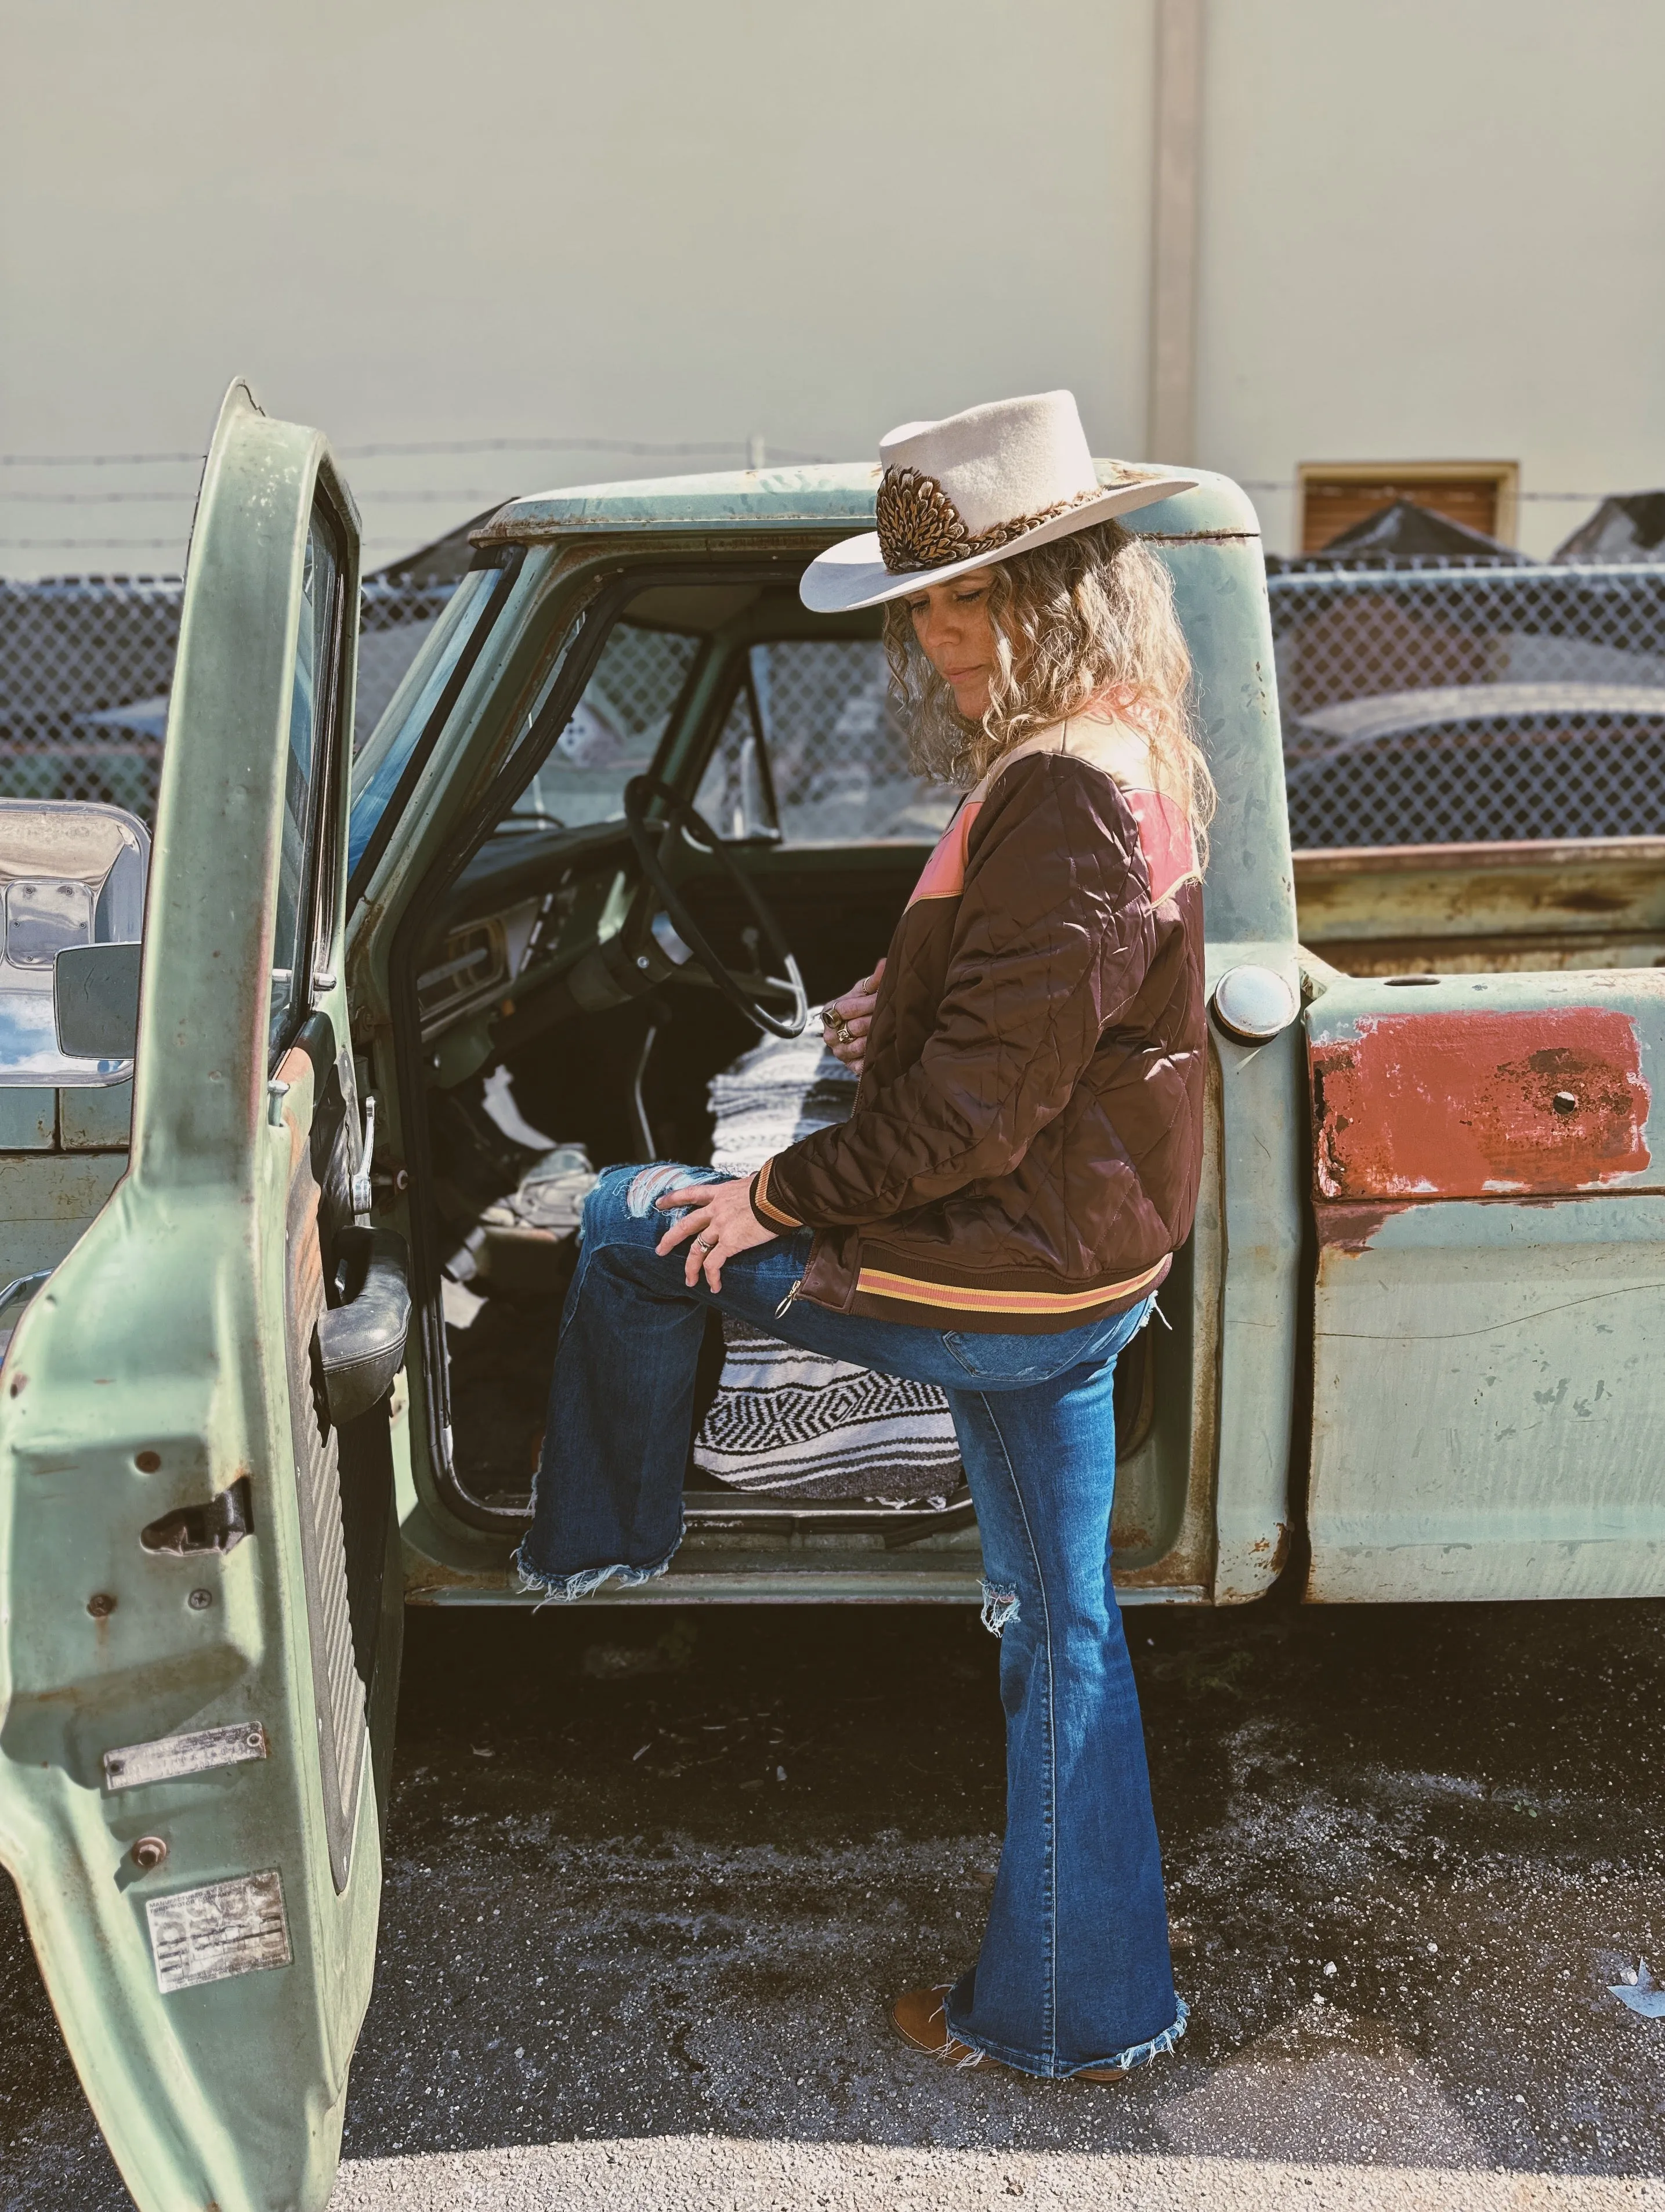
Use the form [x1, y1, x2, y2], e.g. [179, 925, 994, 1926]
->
[683, 637, 955, 846]
[509, 618, 701, 832]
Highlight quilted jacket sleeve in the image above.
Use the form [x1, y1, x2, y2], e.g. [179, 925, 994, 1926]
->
[758, 755, 1159, 1229]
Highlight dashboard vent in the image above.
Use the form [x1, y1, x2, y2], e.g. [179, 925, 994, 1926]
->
[417, 920, 505, 1028]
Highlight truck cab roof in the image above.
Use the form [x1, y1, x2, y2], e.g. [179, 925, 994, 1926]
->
[471, 461, 1263, 549]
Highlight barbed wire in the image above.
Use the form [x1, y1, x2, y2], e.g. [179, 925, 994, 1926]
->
[2, 487, 531, 506]
[0, 451, 205, 469]
[0, 433, 827, 469]
[0, 447, 1630, 559]
[1237, 483, 1617, 504]
[0, 536, 486, 552]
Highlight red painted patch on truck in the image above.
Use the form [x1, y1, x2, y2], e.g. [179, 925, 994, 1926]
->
[1314, 1201, 1411, 1254]
[1311, 1008, 1650, 1200]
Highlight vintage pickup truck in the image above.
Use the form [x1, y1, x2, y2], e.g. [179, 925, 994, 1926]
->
[3, 383, 1664, 2211]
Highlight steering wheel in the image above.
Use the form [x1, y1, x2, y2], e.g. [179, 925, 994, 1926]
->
[622, 776, 808, 1039]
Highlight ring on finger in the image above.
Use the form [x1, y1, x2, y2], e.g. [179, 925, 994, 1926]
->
[695, 1233, 716, 1251]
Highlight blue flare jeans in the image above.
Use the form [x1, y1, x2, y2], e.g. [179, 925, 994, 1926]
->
[515, 1163, 1186, 2079]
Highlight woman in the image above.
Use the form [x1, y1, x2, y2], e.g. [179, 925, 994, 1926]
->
[517, 391, 1211, 2083]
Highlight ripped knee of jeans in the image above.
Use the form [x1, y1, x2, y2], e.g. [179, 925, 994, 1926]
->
[980, 1581, 1019, 1637]
[624, 1163, 713, 1220]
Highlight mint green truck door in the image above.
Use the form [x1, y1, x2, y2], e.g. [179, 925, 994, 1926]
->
[0, 385, 404, 2211]
[1304, 968, 1665, 1601]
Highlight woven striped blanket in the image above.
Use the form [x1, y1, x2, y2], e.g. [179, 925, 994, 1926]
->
[693, 1030, 963, 1504]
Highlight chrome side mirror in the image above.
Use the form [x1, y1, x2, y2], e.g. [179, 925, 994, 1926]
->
[0, 799, 149, 1087]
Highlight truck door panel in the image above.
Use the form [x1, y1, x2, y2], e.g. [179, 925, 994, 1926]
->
[0, 383, 401, 2212]
[1304, 970, 1665, 1600]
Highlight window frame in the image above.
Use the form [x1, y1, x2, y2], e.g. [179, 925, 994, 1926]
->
[267, 483, 351, 1070]
[689, 647, 783, 844]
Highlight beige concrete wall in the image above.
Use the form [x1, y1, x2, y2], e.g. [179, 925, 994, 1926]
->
[1194, 0, 1665, 557]
[0, 0, 1156, 575]
[1, 0, 1660, 573]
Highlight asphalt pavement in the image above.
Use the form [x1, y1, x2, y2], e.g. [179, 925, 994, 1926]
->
[5, 1591, 1665, 2209]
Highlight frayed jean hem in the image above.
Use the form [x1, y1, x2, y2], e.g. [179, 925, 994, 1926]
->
[511, 1537, 679, 1607]
[939, 1994, 1188, 2080]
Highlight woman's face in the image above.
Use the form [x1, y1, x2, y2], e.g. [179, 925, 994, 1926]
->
[903, 569, 997, 721]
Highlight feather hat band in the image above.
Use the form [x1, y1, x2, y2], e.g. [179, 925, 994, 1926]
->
[799, 390, 1196, 615]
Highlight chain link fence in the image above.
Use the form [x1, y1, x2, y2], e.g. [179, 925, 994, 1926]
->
[0, 575, 455, 821]
[1268, 563, 1665, 846]
[5, 562, 1665, 849]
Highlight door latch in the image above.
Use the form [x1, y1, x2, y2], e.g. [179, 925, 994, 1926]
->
[350, 1095, 377, 1218]
[140, 1475, 253, 1557]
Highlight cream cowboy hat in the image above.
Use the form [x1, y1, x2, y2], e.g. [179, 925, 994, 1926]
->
[799, 390, 1196, 616]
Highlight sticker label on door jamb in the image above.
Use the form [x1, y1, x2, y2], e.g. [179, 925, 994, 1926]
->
[103, 1722, 269, 1792]
[146, 1870, 292, 1994]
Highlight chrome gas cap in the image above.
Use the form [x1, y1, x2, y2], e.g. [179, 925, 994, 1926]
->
[1210, 964, 1299, 1045]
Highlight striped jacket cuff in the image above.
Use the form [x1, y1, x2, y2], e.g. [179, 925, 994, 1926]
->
[750, 1157, 803, 1232]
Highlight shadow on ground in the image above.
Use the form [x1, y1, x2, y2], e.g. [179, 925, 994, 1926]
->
[5, 1595, 1664, 2203]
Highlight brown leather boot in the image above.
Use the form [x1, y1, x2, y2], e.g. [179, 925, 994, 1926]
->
[890, 1984, 992, 2068]
[889, 1985, 1129, 2081]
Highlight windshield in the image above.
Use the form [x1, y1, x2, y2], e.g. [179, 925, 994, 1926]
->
[348, 566, 504, 878]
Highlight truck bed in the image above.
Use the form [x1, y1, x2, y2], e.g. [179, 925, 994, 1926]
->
[1294, 835, 1665, 976]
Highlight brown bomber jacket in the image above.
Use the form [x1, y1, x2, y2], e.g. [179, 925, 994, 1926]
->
[748, 715, 1207, 1334]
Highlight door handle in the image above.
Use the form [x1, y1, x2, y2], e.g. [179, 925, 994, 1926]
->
[314, 1226, 411, 1428]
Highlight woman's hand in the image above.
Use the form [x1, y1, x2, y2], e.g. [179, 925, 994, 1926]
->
[656, 1175, 777, 1292]
[820, 957, 885, 1076]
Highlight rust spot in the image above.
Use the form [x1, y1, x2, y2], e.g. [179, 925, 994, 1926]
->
[9, 1373, 25, 1398]
[1554, 887, 1631, 915]
[1315, 1201, 1410, 1254]
[1246, 1525, 1291, 1574]
[1311, 1008, 1651, 1200]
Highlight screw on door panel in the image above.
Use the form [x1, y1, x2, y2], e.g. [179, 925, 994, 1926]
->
[130, 1837, 168, 1873]
[86, 1592, 117, 1618]
[135, 1449, 161, 1472]
[187, 1588, 213, 1612]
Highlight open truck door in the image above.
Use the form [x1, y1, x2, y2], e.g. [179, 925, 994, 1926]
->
[0, 383, 405, 2212]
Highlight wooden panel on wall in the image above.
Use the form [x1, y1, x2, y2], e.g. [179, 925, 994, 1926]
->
[1299, 465, 1518, 553]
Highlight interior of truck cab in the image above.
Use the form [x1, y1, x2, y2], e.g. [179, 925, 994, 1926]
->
[385, 570, 1161, 1551]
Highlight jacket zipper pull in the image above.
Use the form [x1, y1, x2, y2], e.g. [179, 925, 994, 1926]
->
[774, 1279, 803, 1319]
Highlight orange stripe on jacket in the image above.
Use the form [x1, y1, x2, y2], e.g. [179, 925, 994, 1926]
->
[906, 784, 1195, 912]
[906, 802, 982, 907]
[1120, 787, 1199, 906]
[856, 1258, 1168, 1314]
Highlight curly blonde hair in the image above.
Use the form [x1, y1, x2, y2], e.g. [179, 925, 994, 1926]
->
[882, 520, 1214, 859]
